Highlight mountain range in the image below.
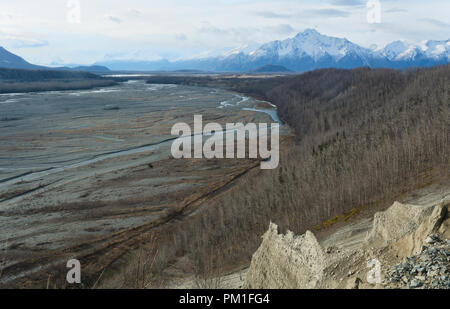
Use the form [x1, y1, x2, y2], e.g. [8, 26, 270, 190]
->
[96, 29, 450, 72]
[1, 29, 449, 73]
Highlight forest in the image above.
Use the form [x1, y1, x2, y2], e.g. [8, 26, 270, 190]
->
[137, 65, 450, 287]
[0, 68, 116, 93]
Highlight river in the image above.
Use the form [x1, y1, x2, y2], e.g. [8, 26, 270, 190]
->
[0, 79, 287, 287]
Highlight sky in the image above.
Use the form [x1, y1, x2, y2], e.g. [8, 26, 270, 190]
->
[0, 0, 449, 66]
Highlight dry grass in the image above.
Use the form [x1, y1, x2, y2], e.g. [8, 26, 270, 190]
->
[193, 275, 224, 289]
[107, 235, 165, 289]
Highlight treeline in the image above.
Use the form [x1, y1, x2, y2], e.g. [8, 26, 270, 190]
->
[0, 68, 116, 93]
[0, 68, 102, 82]
[0, 80, 117, 94]
[142, 66, 449, 285]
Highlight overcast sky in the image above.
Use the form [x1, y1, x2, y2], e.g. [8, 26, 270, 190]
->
[0, 0, 449, 65]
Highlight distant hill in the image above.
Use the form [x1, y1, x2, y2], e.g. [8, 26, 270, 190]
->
[54, 65, 111, 73]
[0, 46, 110, 73]
[0, 47, 43, 70]
[250, 64, 292, 73]
[93, 59, 172, 71]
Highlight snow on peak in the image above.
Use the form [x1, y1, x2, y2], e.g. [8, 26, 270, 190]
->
[377, 39, 450, 61]
[223, 44, 259, 58]
[420, 39, 450, 59]
[296, 28, 321, 37]
[251, 29, 369, 61]
[378, 40, 420, 60]
[216, 30, 449, 70]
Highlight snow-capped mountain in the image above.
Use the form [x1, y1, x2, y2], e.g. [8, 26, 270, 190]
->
[214, 29, 449, 72]
[376, 41, 418, 61]
[420, 39, 450, 60]
[95, 29, 449, 72]
[237, 28, 373, 71]
[376, 39, 449, 62]
[251, 29, 371, 62]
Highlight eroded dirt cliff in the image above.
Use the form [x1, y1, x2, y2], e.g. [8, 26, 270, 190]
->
[243, 198, 450, 289]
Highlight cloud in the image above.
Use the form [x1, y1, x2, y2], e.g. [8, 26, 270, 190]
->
[0, 13, 15, 23]
[253, 7, 351, 20]
[198, 23, 229, 36]
[175, 33, 187, 41]
[254, 11, 292, 19]
[12, 39, 49, 48]
[419, 18, 450, 29]
[301, 8, 351, 18]
[0, 33, 49, 48]
[329, 0, 365, 6]
[384, 8, 408, 13]
[268, 24, 295, 35]
[106, 15, 122, 24]
[128, 9, 143, 17]
[198, 23, 295, 38]
[195, 22, 296, 49]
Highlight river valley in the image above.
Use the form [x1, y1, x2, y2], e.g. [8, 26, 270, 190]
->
[0, 80, 289, 287]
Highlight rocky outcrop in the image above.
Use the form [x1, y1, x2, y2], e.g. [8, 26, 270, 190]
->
[384, 200, 450, 258]
[382, 200, 450, 289]
[243, 223, 326, 289]
[243, 199, 450, 289]
[366, 201, 434, 247]
[388, 234, 450, 289]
